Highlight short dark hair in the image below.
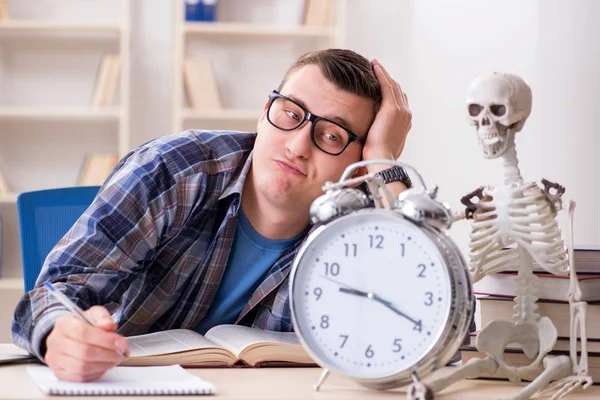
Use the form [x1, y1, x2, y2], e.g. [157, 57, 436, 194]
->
[277, 49, 381, 116]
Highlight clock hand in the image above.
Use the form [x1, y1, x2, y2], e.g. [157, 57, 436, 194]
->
[338, 287, 370, 297]
[320, 275, 422, 326]
[340, 288, 421, 326]
[373, 297, 421, 326]
[320, 274, 364, 292]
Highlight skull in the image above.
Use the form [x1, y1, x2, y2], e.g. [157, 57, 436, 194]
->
[466, 72, 532, 159]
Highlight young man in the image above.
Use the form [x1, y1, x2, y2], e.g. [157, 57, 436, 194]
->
[12, 49, 412, 382]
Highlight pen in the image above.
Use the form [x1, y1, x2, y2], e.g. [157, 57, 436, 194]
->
[44, 282, 127, 357]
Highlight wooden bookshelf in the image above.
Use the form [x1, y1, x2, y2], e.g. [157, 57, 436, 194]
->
[0, 192, 17, 204]
[0, 106, 120, 121]
[0, 277, 22, 291]
[0, 0, 131, 164]
[183, 21, 335, 38]
[0, 20, 121, 32]
[180, 108, 261, 122]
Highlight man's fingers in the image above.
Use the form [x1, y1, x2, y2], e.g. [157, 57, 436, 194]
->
[53, 315, 129, 354]
[85, 306, 116, 329]
[51, 333, 125, 364]
[373, 60, 404, 110]
[399, 84, 409, 108]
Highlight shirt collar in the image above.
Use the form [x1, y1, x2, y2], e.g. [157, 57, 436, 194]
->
[219, 149, 253, 201]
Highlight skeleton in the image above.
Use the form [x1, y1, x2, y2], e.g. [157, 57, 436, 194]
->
[406, 73, 592, 400]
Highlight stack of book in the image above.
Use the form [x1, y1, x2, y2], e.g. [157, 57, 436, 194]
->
[462, 246, 600, 380]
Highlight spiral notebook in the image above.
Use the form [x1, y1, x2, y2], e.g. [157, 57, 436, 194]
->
[27, 365, 215, 396]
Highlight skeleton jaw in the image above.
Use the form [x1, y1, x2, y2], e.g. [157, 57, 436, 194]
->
[477, 123, 509, 158]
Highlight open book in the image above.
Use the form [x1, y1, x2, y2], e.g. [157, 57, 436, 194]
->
[123, 325, 316, 367]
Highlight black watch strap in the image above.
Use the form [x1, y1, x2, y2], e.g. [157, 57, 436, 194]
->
[374, 165, 412, 188]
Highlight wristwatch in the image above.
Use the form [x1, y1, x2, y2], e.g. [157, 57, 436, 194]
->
[374, 165, 412, 188]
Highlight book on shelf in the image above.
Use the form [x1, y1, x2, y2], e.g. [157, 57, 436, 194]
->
[78, 153, 119, 186]
[123, 324, 316, 367]
[0, 0, 8, 20]
[478, 296, 600, 339]
[0, 167, 9, 195]
[466, 331, 600, 353]
[185, 0, 218, 22]
[302, 0, 334, 27]
[183, 58, 222, 110]
[460, 346, 600, 382]
[91, 54, 121, 109]
[474, 272, 600, 302]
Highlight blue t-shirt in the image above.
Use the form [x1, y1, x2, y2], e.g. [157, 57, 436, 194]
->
[194, 208, 301, 334]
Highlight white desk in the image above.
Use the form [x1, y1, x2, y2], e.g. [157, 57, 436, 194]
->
[1, 344, 598, 399]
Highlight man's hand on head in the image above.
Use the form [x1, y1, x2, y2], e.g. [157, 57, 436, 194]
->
[362, 59, 412, 165]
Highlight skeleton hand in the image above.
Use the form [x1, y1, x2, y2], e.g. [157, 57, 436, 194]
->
[406, 382, 434, 400]
[407, 372, 434, 400]
[362, 60, 412, 176]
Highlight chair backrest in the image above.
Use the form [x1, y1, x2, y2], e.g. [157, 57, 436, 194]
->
[17, 186, 100, 292]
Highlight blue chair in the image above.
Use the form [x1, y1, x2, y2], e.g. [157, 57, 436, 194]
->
[17, 186, 100, 292]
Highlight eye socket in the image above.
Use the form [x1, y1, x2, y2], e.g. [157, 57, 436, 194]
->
[468, 104, 483, 117]
[490, 104, 507, 117]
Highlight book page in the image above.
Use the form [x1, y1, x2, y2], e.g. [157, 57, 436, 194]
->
[204, 325, 300, 357]
[127, 329, 219, 357]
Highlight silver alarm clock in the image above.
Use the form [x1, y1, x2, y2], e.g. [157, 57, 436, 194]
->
[289, 160, 473, 391]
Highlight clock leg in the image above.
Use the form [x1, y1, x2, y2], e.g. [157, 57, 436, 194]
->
[313, 369, 330, 391]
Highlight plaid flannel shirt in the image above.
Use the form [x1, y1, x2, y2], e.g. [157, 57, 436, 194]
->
[12, 130, 305, 360]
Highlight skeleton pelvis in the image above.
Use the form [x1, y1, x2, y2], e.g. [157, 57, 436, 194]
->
[477, 317, 558, 379]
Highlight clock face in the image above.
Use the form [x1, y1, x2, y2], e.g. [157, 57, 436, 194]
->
[291, 211, 452, 380]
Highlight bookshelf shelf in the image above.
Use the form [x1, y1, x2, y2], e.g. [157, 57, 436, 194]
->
[0, 192, 18, 204]
[181, 108, 261, 121]
[0, 107, 121, 121]
[0, 20, 121, 33]
[0, 278, 22, 290]
[183, 22, 335, 38]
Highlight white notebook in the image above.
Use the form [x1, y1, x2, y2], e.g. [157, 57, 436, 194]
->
[27, 365, 215, 396]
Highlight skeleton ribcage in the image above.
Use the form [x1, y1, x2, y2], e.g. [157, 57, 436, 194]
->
[468, 182, 569, 282]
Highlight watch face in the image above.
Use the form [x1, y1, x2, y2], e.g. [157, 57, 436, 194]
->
[290, 210, 452, 380]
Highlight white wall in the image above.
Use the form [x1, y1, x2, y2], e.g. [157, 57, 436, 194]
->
[344, 0, 600, 253]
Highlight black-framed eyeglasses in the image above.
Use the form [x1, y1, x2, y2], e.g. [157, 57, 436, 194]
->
[266, 90, 364, 156]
